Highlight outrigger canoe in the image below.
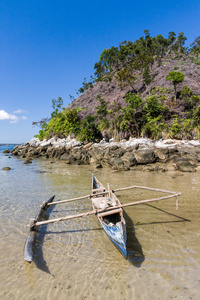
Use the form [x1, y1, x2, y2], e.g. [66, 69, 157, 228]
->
[24, 175, 181, 262]
[92, 175, 127, 258]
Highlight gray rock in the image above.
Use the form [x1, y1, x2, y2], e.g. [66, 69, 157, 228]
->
[134, 148, 156, 164]
[2, 167, 11, 171]
[95, 163, 103, 169]
[111, 157, 130, 171]
[121, 152, 137, 167]
[174, 157, 196, 172]
[2, 149, 10, 153]
[24, 159, 32, 164]
[143, 163, 167, 172]
[60, 154, 75, 164]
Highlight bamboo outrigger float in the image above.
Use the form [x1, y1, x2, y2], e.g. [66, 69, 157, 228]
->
[24, 175, 181, 262]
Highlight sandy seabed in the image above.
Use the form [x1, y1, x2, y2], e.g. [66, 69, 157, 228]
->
[0, 156, 200, 300]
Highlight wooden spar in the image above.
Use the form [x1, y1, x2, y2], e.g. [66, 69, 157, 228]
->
[34, 192, 181, 227]
[47, 191, 111, 206]
[108, 183, 111, 198]
[47, 186, 179, 206]
[113, 185, 178, 195]
[47, 194, 91, 206]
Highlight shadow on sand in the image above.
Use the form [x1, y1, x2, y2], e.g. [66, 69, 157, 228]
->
[33, 203, 56, 273]
[33, 201, 190, 272]
[123, 210, 145, 267]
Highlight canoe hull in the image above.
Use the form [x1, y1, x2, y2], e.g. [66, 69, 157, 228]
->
[99, 217, 127, 258]
[92, 175, 127, 258]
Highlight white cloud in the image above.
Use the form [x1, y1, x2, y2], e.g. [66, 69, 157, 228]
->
[13, 109, 28, 114]
[0, 109, 28, 123]
[0, 110, 18, 123]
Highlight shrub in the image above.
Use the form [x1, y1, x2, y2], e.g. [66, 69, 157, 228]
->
[166, 71, 185, 97]
[168, 116, 183, 138]
[78, 115, 102, 142]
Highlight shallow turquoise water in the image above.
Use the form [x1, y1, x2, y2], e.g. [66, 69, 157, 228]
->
[0, 146, 200, 299]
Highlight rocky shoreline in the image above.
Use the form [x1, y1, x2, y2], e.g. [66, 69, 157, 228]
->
[9, 137, 200, 172]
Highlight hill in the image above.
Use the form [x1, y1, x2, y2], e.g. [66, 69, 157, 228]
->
[34, 31, 200, 141]
[69, 54, 200, 118]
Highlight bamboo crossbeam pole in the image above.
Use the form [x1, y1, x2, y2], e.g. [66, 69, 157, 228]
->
[47, 185, 178, 206]
[117, 192, 181, 208]
[113, 185, 178, 195]
[34, 192, 181, 227]
[47, 194, 91, 205]
[47, 191, 110, 206]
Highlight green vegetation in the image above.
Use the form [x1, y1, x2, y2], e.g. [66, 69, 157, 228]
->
[33, 31, 200, 142]
[94, 31, 188, 84]
[33, 98, 101, 142]
[166, 71, 185, 98]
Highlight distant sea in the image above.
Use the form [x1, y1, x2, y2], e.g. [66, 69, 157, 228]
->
[0, 144, 18, 153]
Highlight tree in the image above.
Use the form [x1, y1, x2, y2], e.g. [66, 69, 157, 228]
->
[120, 93, 143, 136]
[177, 32, 187, 52]
[51, 97, 64, 118]
[94, 46, 119, 78]
[143, 65, 152, 86]
[168, 32, 176, 45]
[95, 96, 109, 117]
[78, 115, 101, 142]
[166, 71, 185, 98]
[32, 118, 49, 141]
[190, 36, 200, 58]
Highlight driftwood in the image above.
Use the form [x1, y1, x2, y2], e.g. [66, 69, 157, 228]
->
[24, 195, 55, 262]
[34, 192, 181, 227]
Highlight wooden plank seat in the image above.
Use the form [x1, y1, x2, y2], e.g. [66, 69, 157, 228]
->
[92, 188, 106, 193]
[98, 208, 122, 217]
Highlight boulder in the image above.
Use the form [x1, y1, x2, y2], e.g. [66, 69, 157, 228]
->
[121, 152, 137, 167]
[95, 163, 103, 169]
[88, 145, 106, 161]
[24, 159, 32, 164]
[142, 165, 154, 172]
[71, 148, 83, 160]
[104, 145, 125, 160]
[134, 148, 156, 164]
[2, 167, 11, 171]
[2, 149, 10, 153]
[60, 153, 75, 164]
[143, 163, 167, 172]
[29, 138, 41, 147]
[174, 157, 196, 172]
[83, 142, 93, 149]
[177, 145, 200, 162]
[111, 157, 130, 171]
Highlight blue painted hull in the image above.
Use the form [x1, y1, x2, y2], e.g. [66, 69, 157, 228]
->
[92, 174, 127, 259]
[99, 217, 127, 258]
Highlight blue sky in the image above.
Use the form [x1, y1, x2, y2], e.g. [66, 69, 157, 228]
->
[0, 0, 200, 143]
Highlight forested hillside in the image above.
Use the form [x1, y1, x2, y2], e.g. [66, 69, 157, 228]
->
[34, 31, 200, 142]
